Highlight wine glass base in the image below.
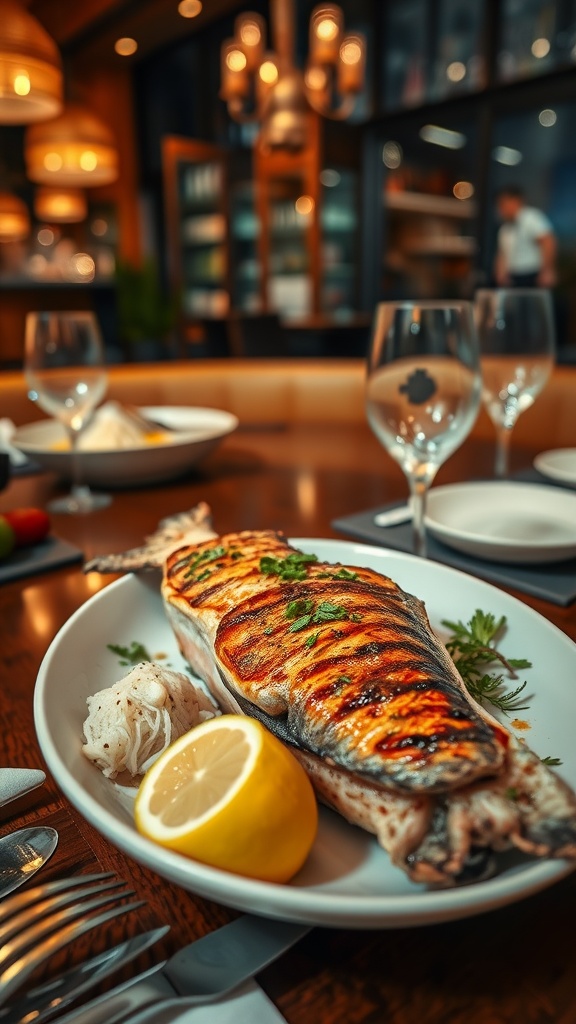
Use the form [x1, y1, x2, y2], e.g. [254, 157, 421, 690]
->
[47, 491, 112, 514]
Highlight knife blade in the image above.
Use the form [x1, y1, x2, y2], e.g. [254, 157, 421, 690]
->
[0, 768, 46, 808]
[50, 915, 310, 1024]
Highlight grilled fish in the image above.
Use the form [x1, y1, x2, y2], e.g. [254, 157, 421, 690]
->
[85, 507, 576, 885]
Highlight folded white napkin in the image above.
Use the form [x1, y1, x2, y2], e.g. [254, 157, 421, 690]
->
[0, 418, 29, 466]
[166, 981, 287, 1023]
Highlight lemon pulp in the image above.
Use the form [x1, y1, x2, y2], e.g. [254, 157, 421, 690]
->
[134, 715, 318, 883]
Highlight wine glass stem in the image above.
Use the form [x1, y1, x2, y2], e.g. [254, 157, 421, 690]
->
[66, 425, 91, 504]
[494, 425, 513, 479]
[409, 478, 428, 558]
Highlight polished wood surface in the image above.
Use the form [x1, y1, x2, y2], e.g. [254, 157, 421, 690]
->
[2, 422, 576, 1024]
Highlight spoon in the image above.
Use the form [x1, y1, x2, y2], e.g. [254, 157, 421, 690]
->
[0, 826, 58, 898]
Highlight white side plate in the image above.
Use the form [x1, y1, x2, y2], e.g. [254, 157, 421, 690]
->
[425, 481, 576, 564]
[534, 448, 576, 489]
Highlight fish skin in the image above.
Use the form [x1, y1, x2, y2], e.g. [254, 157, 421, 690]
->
[163, 530, 508, 794]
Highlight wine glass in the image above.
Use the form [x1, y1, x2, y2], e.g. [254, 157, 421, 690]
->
[366, 300, 481, 557]
[24, 311, 111, 514]
[474, 288, 556, 479]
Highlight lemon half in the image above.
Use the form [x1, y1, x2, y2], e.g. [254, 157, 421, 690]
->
[134, 715, 318, 883]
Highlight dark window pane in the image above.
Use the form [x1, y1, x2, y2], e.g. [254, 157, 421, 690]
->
[497, 0, 558, 81]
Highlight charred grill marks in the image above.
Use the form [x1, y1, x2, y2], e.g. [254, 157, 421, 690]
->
[166, 531, 507, 791]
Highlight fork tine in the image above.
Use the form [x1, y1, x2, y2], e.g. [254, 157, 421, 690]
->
[0, 877, 128, 946]
[0, 874, 115, 927]
[0, 898, 146, 1005]
[0, 884, 135, 970]
[1, 927, 169, 1024]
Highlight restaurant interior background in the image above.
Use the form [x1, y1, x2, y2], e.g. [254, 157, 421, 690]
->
[2, 0, 576, 367]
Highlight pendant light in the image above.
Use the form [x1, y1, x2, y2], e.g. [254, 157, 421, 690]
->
[34, 186, 87, 223]
[24, 103, 119, 187]
[0, 191, 30, 241]
[0, 0, 63, 124]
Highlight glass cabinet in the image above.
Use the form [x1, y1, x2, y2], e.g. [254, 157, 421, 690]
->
[162, 137, 230, 323]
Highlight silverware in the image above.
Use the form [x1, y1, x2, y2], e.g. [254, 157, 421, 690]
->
[0, 826, 57, 899]
[4, 927, 168, 1024]
[48, 914, 311, 1024]
[0, 769, 45, 809]
[0, 873, 145, 1006]
[373, 503, 413, 527]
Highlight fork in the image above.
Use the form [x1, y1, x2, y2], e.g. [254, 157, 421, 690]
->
[0, 873, 145, 1006]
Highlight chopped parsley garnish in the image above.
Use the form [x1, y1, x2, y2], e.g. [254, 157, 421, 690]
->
[541, 755, 563, 767]
[317, 567, 359, 581]
[282, 598, 362, 638]
[304, 631, 320, 648]
[184, 545, 228, 581]
[260, 551, 319, 581]
[107, 640, 152, 666]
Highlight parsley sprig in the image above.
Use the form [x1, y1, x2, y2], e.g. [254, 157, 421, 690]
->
[260, 551, 319, 581]
[285, 598, 361, 634]
[107, 640, 152, 666]
[442, 610, 531, 715]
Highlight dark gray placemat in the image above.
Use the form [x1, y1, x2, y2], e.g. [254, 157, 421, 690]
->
[331, 502, 576, 607]
[0, 537, 83, 584]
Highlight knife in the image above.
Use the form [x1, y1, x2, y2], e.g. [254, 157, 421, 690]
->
[50, 915, 311, 1024]
[373, 503, 413, 528]
[0, 768, 46, 808]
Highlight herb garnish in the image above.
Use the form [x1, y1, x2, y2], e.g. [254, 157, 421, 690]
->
[541, 755, 563, 767]
[260, 551, 319, 581]
[107, 640, 152, 666]
[284, 598, 362, 634]
[184, 545, 228, 581]
[317, 567, 359, 581]
[442, 610, 531, 716]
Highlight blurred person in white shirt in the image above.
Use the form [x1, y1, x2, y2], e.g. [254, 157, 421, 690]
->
[494, 185, 557, 288]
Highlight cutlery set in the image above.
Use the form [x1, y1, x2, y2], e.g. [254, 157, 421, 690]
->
[0, 768, 304, 1024]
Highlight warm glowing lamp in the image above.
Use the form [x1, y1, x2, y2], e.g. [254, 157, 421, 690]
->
[25, 103, 119, 186]
[0, 191, 30, 241]
[34, 186, 87, 223]
[0, 0, 63, 124]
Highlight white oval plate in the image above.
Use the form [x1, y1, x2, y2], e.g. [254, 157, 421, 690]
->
[425, 481, 576, 564]
[534, 448, 576, 489]
[12, 406, 238, 487]
[34, 539, 576, 929]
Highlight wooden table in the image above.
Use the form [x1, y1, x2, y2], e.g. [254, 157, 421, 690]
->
[2, 422, 576, 1024]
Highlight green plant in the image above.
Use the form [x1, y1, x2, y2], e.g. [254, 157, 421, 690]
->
[115, 259, 178, 345]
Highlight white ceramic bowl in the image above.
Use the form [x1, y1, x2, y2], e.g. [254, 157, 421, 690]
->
[12, 406, 238, 487]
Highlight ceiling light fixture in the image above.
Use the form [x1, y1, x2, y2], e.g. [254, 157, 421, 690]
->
[220, 0, 366, 150]
[34, 186, 87, 223]
[0, 0, 63, 124]
[114, 37, 138, 56]
[0, 190, 30, 241]
[24, 103, 119, 186]
[178, 0, 202, 17]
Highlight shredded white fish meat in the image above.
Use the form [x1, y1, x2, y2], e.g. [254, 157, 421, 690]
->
[82, 661, 219, 779]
